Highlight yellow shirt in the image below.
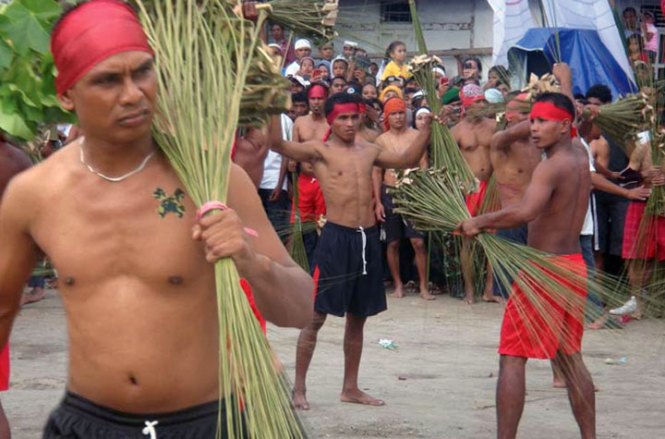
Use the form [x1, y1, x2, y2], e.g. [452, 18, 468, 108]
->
[380, 61, 411, 81]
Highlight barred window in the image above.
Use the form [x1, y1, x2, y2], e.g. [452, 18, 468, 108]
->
[381, 1, 412, 23]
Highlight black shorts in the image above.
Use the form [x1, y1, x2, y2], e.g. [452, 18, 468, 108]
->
[593, 192, 628, 256]
[312, 222, 387, 317]
[381, 185, 423, 243]
[43, 391, 245, 439]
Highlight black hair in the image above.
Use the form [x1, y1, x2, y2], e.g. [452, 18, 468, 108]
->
[292, 92, 308, 104]
[627, 34, 644, 50]
[404, 87, 419, 96]
[362, 82, 378, 93]
[324, 92, 361, 117]
[585, 84, 612, 104]
[332, 58, 349, 67]
[488, 65, 509, 82]
[463, 57, 482, 73]
[331, 75, 347, 85]
[385, 40, 406, 59]
[364, 97, 383, 111]
[534, 92, 575, 118]
[623, 7, 636, 15]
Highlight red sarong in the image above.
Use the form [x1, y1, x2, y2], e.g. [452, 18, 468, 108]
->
[499, 253, 587, 359]
[622, 201, 665, 261]
[465, 179, 488, 217]
[0, 343, 8, 391]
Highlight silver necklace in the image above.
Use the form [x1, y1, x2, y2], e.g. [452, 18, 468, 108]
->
[79, 142, 156, 183]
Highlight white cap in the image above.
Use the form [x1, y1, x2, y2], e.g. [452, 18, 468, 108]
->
[294, 39, 312, 50]
[289, 75, 309, 88]
[432, 66, 446, 77]
[343, 40, 358, 48]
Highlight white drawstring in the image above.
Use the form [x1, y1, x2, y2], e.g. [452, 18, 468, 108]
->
[357, 226, 368, 275]
[142, 420, 159, 439]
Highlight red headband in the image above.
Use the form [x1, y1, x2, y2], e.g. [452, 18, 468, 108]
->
[530, 101, 577, 138]
[308, 84, 328, 100]
[383, 97, 407, 131]
[51, 0, 153, 95]
[505, 93, 530, 123]
[323, 102, 361, 141]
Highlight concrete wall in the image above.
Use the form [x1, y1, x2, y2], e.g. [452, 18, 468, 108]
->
[334, 0, 495, 79]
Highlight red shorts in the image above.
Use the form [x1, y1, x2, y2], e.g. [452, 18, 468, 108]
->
[0, 343, 9, 391]
[465, 179, 488, 217]
[622, 201, 665, 261]
[290, 174, 326, 223]
[499, 253, 587, 359]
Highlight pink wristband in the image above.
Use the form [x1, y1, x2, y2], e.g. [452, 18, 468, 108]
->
[196, 201, 259, 237]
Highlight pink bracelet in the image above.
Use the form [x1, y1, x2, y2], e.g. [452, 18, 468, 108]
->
[196, 201, 259, 237]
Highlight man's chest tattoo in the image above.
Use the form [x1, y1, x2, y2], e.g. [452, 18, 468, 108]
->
[153, 188, 186, 218]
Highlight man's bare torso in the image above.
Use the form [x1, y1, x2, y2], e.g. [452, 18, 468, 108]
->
[19, 140, 239, 413]
[452, 117, 495, 181]
[376, 128, 421, 186]
[311, 140, 378, 228]
[491, 136, 541, 207]
[528, 145, 590, 254]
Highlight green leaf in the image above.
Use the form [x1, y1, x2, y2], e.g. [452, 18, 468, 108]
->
[19, 0, 61, 25]
[0, 99, 34, 140]
[0, 38, 12, 70]
[0, 2, 50, 55]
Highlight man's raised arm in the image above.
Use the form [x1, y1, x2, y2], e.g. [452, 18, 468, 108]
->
[460, 161, 556, 236]
[268, 115, 322, 163]
[374, 119, 432, 169]
[491, 120, 530, 152]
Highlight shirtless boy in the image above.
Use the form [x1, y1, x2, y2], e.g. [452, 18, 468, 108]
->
[460, 93, 596, 439]
[0, 2, 312, 437]
[269, 93, 432, 410]
[452, 83, 496, 303]
[373, 98, 433, 300]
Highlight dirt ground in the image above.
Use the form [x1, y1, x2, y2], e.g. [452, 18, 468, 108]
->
[5, 288, 665, 438]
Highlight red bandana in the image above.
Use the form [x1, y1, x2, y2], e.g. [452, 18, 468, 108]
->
[323, 102, 361, 141]
[308, 84, 328, 100]
[51, 0, 153, 96]
[530, 101, 577, 138]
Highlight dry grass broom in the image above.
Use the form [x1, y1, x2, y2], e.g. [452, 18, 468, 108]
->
[389, 168, 628, 335]
[133, 1, 305, 437]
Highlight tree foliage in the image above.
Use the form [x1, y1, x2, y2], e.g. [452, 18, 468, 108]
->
[0, 0, 73, 140]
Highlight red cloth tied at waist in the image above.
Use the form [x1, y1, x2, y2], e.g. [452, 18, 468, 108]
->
[529, 101, 577, 138]
[383, 97, 406, 132]
[323, 102, 362, 141]
[51, 0, 153, 95]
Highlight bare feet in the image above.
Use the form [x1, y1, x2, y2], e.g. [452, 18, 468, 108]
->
[292, 389, 310, 410]
[481, 293, 505, 304]
[419, 289, 436, 301]
[390, 286, 405, 299]
[464, 290, 475, 304]
[340, 388, 385, 406]
[552, 379, 567, 388]
[586, 314, 609, 330]
[21, 288, 47, 306]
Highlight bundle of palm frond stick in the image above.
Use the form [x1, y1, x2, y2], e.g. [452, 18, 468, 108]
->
[389, 168, 630, 327]
[408, 0, 470, 179]
[289, 172, 311, 272]
[582, 93, 655, 148]
[256, 0, 339, 44]
[134, 1, 305, 437]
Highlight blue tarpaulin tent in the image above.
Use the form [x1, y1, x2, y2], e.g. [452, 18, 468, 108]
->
[508, 28, 637, 99]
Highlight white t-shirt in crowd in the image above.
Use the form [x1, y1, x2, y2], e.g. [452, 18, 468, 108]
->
[259, 114, 293, 191]
[580, 138, 596, 236]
